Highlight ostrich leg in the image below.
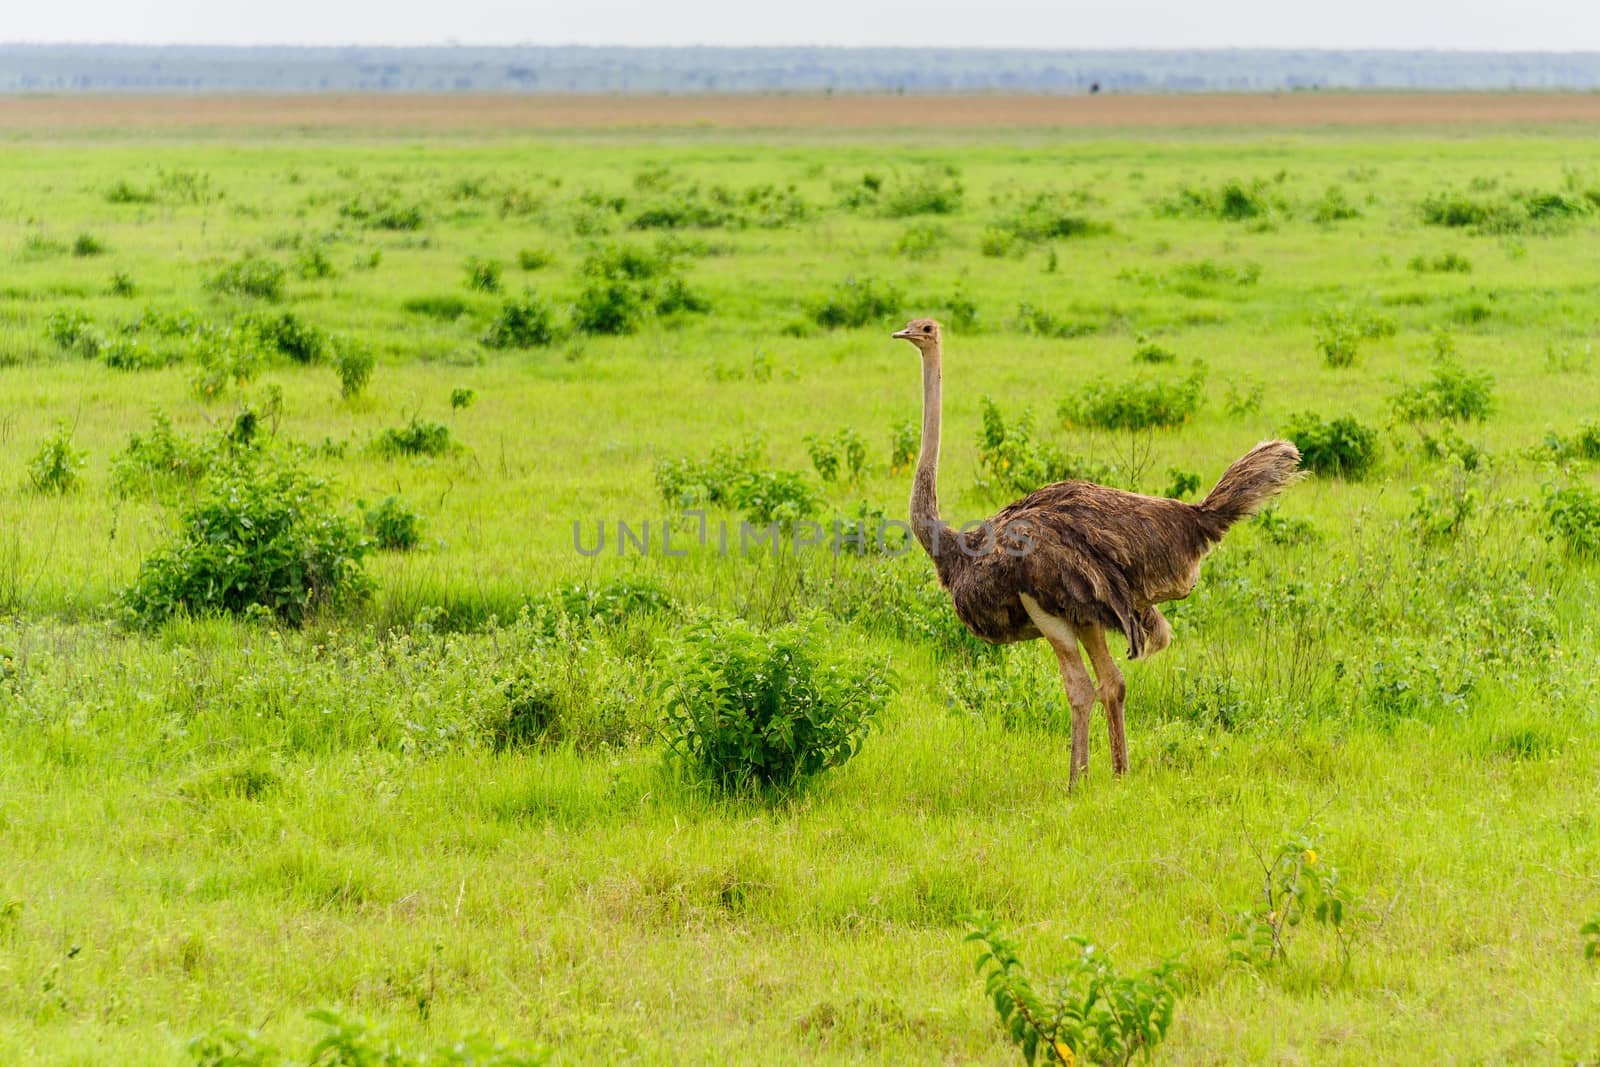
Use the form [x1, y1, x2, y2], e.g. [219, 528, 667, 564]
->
[1078, 626, 1129, 775]
[1020, 595, 1097, 785]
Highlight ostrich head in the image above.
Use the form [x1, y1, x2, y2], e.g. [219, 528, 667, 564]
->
[891, 318, 942, 352]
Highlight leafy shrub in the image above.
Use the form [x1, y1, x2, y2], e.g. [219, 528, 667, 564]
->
[1132, 337, 1178, 364]
[188, 1007, 545, 1067]
[735, 470, 823, 529]
[125, 461, 372, 626]
[992, 191, 1108, 244]
[1419, 188, 1591, 235]
[1408, 476, 1479, 543]
[809, 276, 903, 330]
[375, 417, 451, 458]
[1544, 483, 1600, 557]
[1013, 302, 1098, 339]
[572, 278, 644, 336]
[1408, 251, 1472, 274]
[1159, 179, 1273, 221]
[106, 180, 157, 204]
[881, 167, 964, 217]
[401, 294, 470, 321]
[465, 256, 503, 293]
[518, 247, 552, 270]
[978, 398, 1110, 495]
[294, 245, 337, 280]
[109, 271, 138, 297]
[1059, 366, 1206, 432]
[1584, 915, 1600, 961]
[111, 412, 210, 497]
[572, 244, 706, 335]
[1168, 258, 1261, 291]
[72, 233, 105, 257]
[1313, 304, 1396, 368]
[945, 650, 1064, 731]
[1392, 359, 1494, 422]
[655, 436, 765, 508]
[655, 437, 821, 529]
[659, 617, 889, 790]
[27, 424, 85, 495]
[653, 276, 712, 316]
[340, 194, 424, 231]
[1223, 378, 1264, 416]
[804, 428, 868, 483]
[365, 496, 422, 551]
[555, 575, 675, 626]
[207, 256, 285, 301]
[450, 387, 476, 409]
[335, 338, 376, 400]
[483, 293, 558, 348]
[889, 419, 918, 474]
[1417, 422, 1485, 470]
[243, 310, 324, 364]
[1283, 413, 1380, 479]
[893, 221, 948, 257]
[966, 914, 1185, 1067]
[45, 309, 102, 358]
[1312, 185, 1362, 222]
[1229, 835, 1369, 972]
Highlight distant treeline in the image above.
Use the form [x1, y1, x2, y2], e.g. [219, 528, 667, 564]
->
[3, 45, 1600, 94]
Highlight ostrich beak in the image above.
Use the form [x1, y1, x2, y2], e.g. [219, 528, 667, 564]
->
[891, 328, 912, 339]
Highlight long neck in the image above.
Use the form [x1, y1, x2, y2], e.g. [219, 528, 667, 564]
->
[911, 344, 947, 558]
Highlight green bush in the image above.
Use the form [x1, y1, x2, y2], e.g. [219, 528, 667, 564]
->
[1407, 251, 1472, 274]
[517, 247, 552, 270]
[572, 278, 644, 335]
[659, 617, 890, 790]
[966, 914, 1185, 1067]
[1012, 302, 1098, 339]
[881, 167, 964, 217]
[1060, 366, 1206, 432]
[365, 496, 422, 551]
[1544, 484, 1600, 557]
[242, 310, 324, 364]
[125, 461, 372, 626]
[977, 398, 1111, 496]
[1159, 179, 1273, 221]
[1132, 338, 1178, 364]
[208, 256, 286, 301]
[375, 417, 451, 458]
[294, 246, 337, 280]
[335, 338, 376, 400]
[109, 271, 138, 297]
[44, 309, 103, 358]
[809, 276, 903, 330]
[483, 293, 559, 348]
[992, 191, 1108, 243]
[106, 179, 157, 204]
[464, 256, 503, 293]
[1312, 185, 1362, 222]
[110, 412, 210, 497]
[340, 194, 424, 231]
[26, 424, 86, 495]
[1392, 360, 1495, 422]
[72, 233, 106, 257]
[1284, 413, 1380, 479]
[450, 387, 476, 409]
[1313, 304, 1396, 368]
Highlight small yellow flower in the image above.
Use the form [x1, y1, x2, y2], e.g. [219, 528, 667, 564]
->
[1053, 1040, 1076, 1066]
[1302, 849, 1318, 866]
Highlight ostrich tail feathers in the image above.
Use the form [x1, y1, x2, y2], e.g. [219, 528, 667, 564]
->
[1198, 439, 1303, 534]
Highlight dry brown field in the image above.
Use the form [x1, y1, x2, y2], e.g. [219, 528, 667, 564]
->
[3, 90, 1600, 135]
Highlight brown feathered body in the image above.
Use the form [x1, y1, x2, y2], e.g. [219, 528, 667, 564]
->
[923, 440, 1301, 658]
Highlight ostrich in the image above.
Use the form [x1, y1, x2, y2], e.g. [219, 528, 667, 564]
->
[892, 318, 1301, 784]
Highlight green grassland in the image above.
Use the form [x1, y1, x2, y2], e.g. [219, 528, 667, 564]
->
[1, 123, 1599, 1064]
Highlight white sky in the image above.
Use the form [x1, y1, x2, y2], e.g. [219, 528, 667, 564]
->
[4, 0, 1599, 50]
